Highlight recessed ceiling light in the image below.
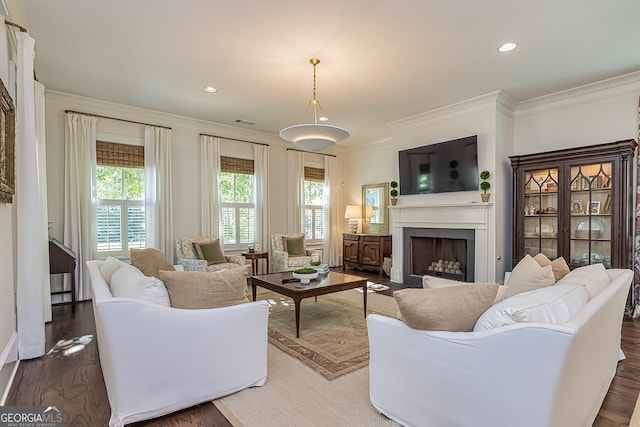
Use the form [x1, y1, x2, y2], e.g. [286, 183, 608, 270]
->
[498, 42, 517, 53]
[203, 86, 217, 93]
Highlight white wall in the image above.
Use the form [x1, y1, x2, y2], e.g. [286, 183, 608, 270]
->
[44, 91, 345, 260]
[514, 72, 640, 153]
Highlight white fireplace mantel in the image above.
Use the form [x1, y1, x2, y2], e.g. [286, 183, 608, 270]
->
[390, 202, 496, 284]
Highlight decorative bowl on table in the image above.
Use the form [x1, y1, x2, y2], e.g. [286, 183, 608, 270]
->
[292, 268, 319, 284]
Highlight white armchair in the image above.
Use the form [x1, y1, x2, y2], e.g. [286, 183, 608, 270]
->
[270, 233, 314, 272]
[175, 236, 246, 272]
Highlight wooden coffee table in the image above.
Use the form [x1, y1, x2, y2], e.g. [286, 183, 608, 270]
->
[250, 271, 368, 338]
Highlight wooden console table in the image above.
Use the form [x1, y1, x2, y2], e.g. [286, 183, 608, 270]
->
[49, 238, 77, 315]
[343, 233, 391, 275]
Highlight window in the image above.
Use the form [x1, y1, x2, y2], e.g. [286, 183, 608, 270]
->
[220, 156, 255, 250]
[304, 167, 325, 244]
[96, 142, 145, 257]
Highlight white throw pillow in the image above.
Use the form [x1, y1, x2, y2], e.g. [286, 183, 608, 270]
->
[505, 254, 555, 298]
[555, 263, 610, 299]
[474, 283, 589, 331]
[99, 256, 127, 285]
[110, 264, 171, 306]
[422, 276, 509, 305]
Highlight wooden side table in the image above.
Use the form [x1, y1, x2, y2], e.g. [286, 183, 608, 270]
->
[242, 251, 269, 276]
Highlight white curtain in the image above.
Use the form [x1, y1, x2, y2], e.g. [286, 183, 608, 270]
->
[64, 113, 97, 302]
[15, 32, 49, 359]
[200, 135, 221, 237]
[254, 144, 270, 251]
[323, 155, 341, 266]
[34, 81, 51, 322]
[287, 150, 305, 233]
[144, 126, 174, 261]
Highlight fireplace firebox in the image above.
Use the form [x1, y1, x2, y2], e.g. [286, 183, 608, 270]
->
[403, 227, 475, 287]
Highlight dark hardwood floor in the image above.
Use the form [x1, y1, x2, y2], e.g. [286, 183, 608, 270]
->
[5, 268, 640, 426]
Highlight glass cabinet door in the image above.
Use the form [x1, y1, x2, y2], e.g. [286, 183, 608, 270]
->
[523, 168, 559, 259]
[568, 162, 612, 268]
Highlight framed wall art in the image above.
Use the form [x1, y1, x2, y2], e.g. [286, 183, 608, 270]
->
[0, 78, 15, 203]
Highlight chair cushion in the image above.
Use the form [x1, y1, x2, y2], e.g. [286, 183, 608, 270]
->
[272, 233, 304, 252]
[422, 276, 509, 305]
[284, 236, 306, 256]
[532, 253, 571, 281]
[394, 284, 499, 332]
[110, 264, 171, 306]
[474, 283, 589, 331]
[555, 263, 610, 299]
[194, 240, 226, 264]
[130, 248, 175, 279]
[100, 256, 127, 284]
[160, 266, 249, 309]
[505, 254, 555, 298]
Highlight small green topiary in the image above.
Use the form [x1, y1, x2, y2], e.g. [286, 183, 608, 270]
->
[480, 171, 490, 193]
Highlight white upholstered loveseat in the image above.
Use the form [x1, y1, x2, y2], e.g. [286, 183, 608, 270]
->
[367, 268, 633, 427]
[86, 260, 269, 427]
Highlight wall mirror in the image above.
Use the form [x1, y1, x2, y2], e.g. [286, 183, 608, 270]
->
[362, 182, 389, 234]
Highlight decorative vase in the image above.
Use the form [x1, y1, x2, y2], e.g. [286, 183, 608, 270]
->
[390, 198, 397, 206]
[481, 193, 491, 202]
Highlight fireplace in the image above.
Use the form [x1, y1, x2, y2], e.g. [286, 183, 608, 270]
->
[404, 227, 475, 286]
[390, 202, 496, 284]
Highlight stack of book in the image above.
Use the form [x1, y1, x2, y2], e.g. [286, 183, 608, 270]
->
[304, 263, 329, 274]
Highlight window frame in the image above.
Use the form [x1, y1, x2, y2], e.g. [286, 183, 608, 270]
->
[219, 156, 256, 251]
[303, 166, 326, 245]
[95, 140, 146, 259]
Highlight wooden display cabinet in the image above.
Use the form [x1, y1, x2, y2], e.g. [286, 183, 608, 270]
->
[510, 140, 636, 270]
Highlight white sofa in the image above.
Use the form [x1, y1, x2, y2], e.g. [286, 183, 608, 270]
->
[367, 268, 633, 427]
[86, 260, 269, 427]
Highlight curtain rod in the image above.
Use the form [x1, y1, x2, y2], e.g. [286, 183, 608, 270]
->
[64, 110, 172, 130]
[5, 21, 27, 32]
[287, 148, 336, 157]
[199, 134, 269, 146]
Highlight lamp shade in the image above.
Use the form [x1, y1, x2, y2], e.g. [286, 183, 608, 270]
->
[280, 124, 349, 152]
[344, 205, 361, 219]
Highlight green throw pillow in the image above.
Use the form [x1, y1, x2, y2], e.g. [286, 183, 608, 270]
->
[284, 236, 305, 256]
[194, 240, 227, 264]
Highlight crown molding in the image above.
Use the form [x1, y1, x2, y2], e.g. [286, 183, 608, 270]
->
[515, 71, 640, 118]
[389, 91, 507, 131]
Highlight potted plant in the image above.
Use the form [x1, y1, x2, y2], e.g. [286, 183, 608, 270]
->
[480, 171, 491, 202]
[390, 181, 398, 206]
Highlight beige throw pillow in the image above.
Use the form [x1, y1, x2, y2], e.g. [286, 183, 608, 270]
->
[130, 248, 175, 279]
[394, 284, 499, 332]
[533, 253, 571, 282]
[422, 276, 508, 305]
[160, 266, 249, 309]
[505, 254, 555, 298]
[194, 240, 226, 264]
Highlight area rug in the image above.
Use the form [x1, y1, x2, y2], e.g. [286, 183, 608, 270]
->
[213, 341, 400, 427]
[255, 288, 397, 380]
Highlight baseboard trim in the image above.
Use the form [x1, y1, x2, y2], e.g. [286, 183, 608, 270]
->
[0, 331, 19, 405]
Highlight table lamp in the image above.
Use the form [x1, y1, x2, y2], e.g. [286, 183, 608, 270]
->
[344, 205, 361, 233]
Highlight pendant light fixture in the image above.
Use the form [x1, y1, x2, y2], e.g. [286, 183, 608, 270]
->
[280, 58, 349, 151]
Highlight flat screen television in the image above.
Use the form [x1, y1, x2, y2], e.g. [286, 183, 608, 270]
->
[398, 135, 479, 195]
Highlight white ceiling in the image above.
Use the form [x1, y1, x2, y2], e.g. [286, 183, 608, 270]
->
[16, 0, 640, 146]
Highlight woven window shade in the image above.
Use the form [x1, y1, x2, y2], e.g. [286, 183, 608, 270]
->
[304, 167, 325, 182]
[96, 141, 144, 168]
[221, 156, 254, 174]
